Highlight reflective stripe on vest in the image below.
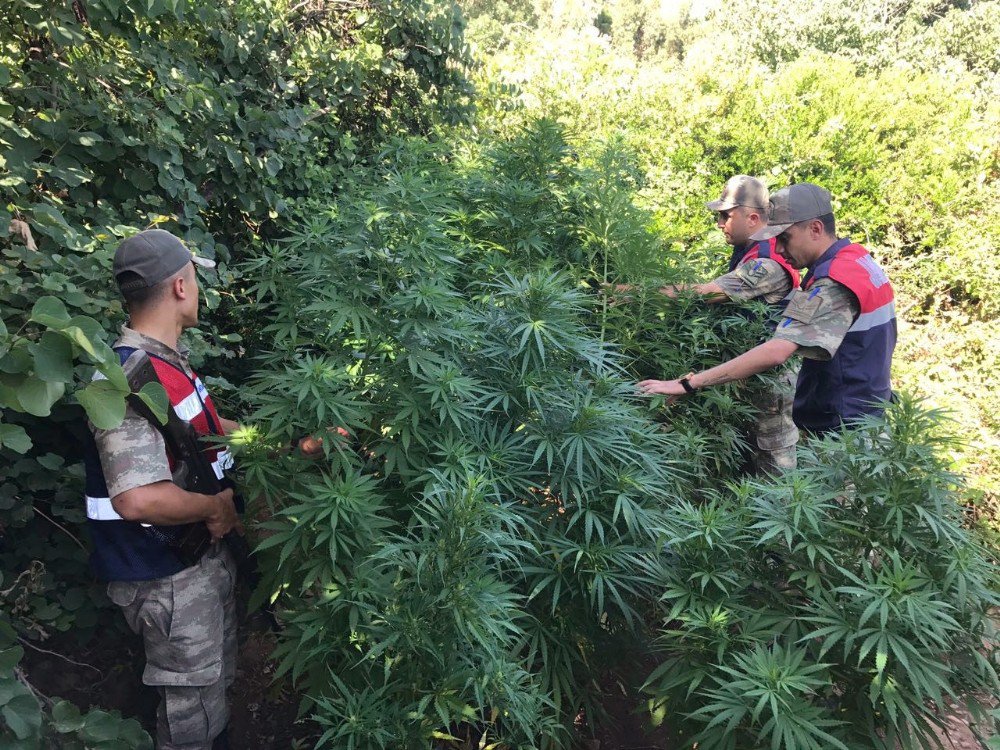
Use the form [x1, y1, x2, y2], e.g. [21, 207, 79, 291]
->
[793, 239, 897, 433]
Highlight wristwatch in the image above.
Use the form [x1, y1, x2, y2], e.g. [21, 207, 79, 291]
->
[679, 372, 698, 395]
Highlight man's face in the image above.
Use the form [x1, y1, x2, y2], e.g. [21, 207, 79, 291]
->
[180, 262, 200, 327]
[774, 222, 810, 268]
[716, 206, 759, 246]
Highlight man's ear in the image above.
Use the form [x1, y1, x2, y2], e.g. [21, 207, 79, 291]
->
[171, 270, 191, 301]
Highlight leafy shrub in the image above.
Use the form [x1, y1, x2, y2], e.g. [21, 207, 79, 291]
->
[0, 615, 151, 749]
[228, 123, 999, 748]
[472, 1, 1000, 529]
[231, 133, 693, 746]
[1, 0, 473, 732]
[645, 398, 1000, 749]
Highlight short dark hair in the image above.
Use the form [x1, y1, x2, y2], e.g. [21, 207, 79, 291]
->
[118, 272, 171, 312]
[817, 212, 836, 235]
[740, 204, 767, 221]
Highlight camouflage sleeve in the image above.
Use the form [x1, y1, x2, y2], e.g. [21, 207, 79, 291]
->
[713, 257, 794, 304]
[772, 279, 860, 360]
[92, 406, 172, 498]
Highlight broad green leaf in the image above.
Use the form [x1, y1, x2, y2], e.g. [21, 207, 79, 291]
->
[79, 709, 120, 742]
[1, 693, 41, 740]
[29, 203, 72, 233]
[28, 296, 71, 329]
[16, 377, 64, 417]
[119, 718, 152, 747]
[50, 699, 84, 733]
[0, 424, 31, 454]
[30, 331, 74, 383]
[137, 381, 169, 425]
[0, 345, 32, 374]
[61, 316, 116, 367]
[77, 379, 128, 429]
[0, 646, 24, 673]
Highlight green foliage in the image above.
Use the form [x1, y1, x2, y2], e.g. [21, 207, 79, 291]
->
[644, 397, 1000, 748]
[233, 131, 697, 746]
[229, 123, 1000, 748]
[0, 617, 152, 749]
[1, 0, 474, 737]
[473, 0, 1000, 525]
[2, 0, 997, 746]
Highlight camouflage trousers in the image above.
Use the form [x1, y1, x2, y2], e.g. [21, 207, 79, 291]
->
[749, 369, 800, 476]
[107, 544, 237, 749]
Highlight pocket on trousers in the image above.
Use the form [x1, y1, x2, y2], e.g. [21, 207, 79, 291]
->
[143, 564, 224, 688]
[107, 581, 138, 608]
[162, 682, 228, 746]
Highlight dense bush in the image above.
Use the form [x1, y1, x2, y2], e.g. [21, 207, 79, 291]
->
[230, 126, 999, 748]
[0, 0, 472, 742]
[646, 399, 999, 749]
[3, 0, 998, 747]
[472, 0, 1000, 511]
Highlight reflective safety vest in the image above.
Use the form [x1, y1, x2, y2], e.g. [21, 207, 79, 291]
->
[793, 239, 897, 433]
[83, 347, 234, 581]
[727, 237, 801, 328]
[727, 236, 801, 291]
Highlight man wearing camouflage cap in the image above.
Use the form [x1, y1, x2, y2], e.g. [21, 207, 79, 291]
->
[83, 229, 241, 749]
[639, 183, 897, 436]
[618, 176, 802, 473]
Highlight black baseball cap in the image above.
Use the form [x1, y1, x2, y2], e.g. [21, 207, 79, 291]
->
[114, 229, 215, 292]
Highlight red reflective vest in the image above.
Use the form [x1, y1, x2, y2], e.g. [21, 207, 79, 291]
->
[729, 237, 801, 290]
[84, 347, 233, 581]
[792, 240, 896, 433]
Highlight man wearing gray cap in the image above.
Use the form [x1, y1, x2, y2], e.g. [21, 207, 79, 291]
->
[83, 228, 240, 749]
[639, 183, 896, 436]
[619, 176, 802, 473]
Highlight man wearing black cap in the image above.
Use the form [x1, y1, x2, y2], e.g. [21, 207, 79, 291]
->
[680, 176, 802, 472]
[638, 183, 897, 436]
[85, 229, 240, 749]
[615, 176, 801, 473]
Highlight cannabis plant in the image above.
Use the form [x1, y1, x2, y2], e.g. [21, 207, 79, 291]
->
[231, 131, 696, 748]
[644, 398, 1000, 749]
[232, 123, 998, 749]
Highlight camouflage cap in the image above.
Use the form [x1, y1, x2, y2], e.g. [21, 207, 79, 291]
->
[749, 183, 833, 241]
[114, 229, 215, 292]
[706, 175, 769, 212]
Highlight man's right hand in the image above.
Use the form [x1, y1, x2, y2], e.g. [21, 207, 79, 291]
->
[206, 487, 242, 541]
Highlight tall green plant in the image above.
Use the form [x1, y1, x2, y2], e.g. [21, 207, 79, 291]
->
[231, 131, 704, 747]
[1, 0, 473, 736]
[644, 398, 1000, 749]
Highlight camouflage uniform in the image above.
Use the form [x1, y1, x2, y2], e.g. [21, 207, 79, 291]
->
[772, 278, 862, 442]
[714, 257, 799, 474]
[92, 327, 236, 750]
[772, 278, 861, 369]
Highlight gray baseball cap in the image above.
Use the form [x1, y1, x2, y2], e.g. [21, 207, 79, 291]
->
[706, 175, 769, 212]
[114, 229, 215, 292]
[750, 183, 833, 241]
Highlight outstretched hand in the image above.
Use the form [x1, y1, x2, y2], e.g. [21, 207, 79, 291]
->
[637, 378, 687, 405]
[298, 427, 351, 457]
